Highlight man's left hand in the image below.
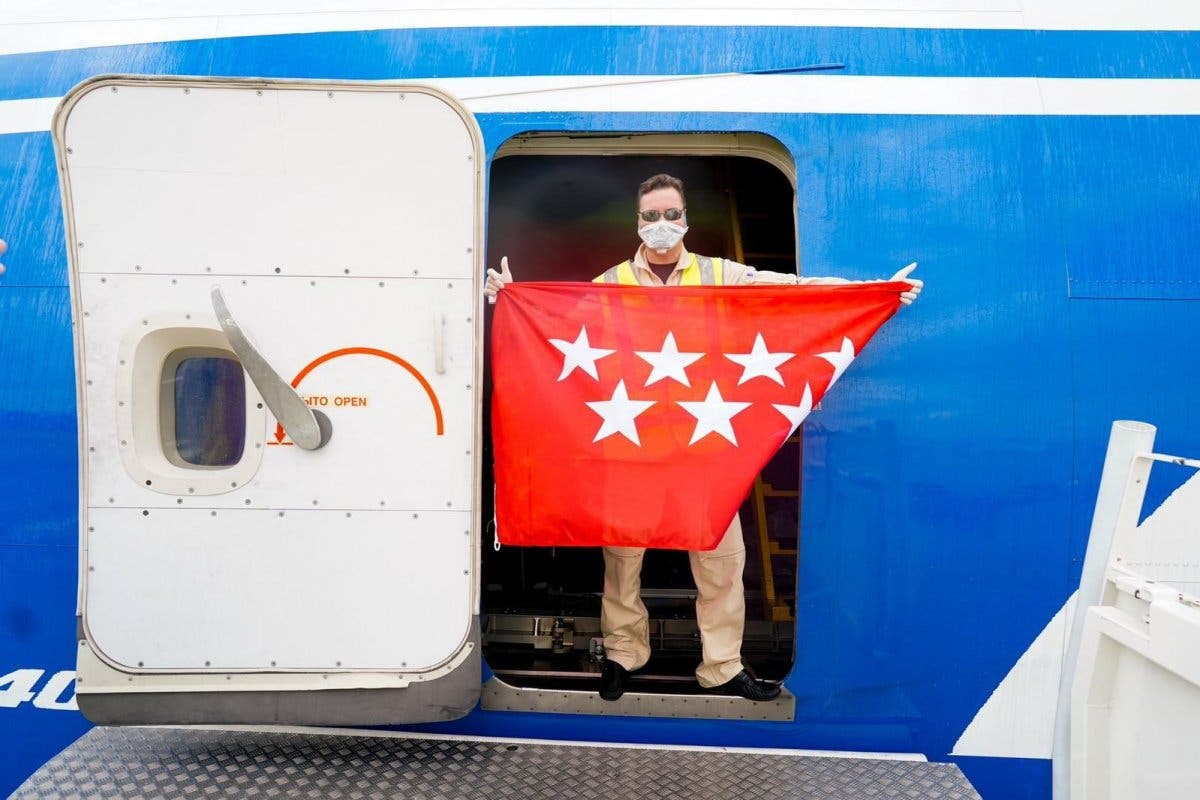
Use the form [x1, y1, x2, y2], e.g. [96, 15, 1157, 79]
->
[891, 262, 922, 305]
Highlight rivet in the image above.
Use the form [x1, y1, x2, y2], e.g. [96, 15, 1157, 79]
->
[171, 278, 177, 285]
[138, 661, 144, 667]
[378, 281, 384, 288]
[226, 675, 231, 680]
[448, 282, 453, 289]
[108, 497, 114, 503]
[118, 401, 124, 407]
[176, 498, 183, 505]
[120, 440, 126, 446]
[256, 90, 263, 96]
[463, 569, 469, 575]
[446, 501, 452, 507]
[99, 277, 106, 283]
[86, 380, 93, 386]
[270, 660, 277, 666]
[134, 265, 141, 271]
[231, 482, 237, 487]
[88, 526, 94, 532]
[111, 87, 117, 93]
[119, 360, 125, 365]
[399, 94, 405, 100]
[205, 661, 211, 666]
[467, 155, 473, 161]
[310, 280, 316, 286]
[345, 512, 352, 518]
[344, 268, 350, 274]
[78, 241, 84, 248]
[66, 147, 73, 154]
[142, 510, 149, 516]
[255, 443, 262, 449]
[88, 446, 95, 452]
[142, 320, 148, 326]
[379, 501, 386, 507]
[466, 384, 472, 390]
[244, 499, 251, 505]
[241, 280, 247, 286]
[88, 566, 94, 572]
[183, 88, 190, 95]
[336, 661, 342, 667]
[466, 247, 472, 253]
[412, 269, 419, 276]
[211, 511, 217, 516]
[466, 317, 472, 323]
[312, 500, 318, 506]
[256, 403, 263, 409]
[278, 512, 285, 517]
[185, 314, 190, 320]
[188, 487, 194, 493]
[412, 513, 418, 519]
[327, 91, 333, 98]
[274, 267, 281, 274]
[205, 266, 212, 273]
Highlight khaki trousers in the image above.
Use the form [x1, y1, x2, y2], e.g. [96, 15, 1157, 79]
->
[600, 516, 746, 688]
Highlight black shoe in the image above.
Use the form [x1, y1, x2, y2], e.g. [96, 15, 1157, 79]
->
[714, 669, 781, 701]
[599, 660, 630, 701]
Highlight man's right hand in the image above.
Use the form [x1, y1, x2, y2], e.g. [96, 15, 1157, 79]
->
[485, 256, 513, 304]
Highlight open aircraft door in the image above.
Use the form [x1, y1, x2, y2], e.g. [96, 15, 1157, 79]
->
[54, 76, 483, 725]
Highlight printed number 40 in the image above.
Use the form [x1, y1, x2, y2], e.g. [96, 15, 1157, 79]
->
[0, 669, 78, 711]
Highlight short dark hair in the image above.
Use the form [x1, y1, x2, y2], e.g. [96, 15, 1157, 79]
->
[637, 174, 686, 207]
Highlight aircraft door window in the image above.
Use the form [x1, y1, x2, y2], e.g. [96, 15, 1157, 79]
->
[114, 318, 267, 495]
[162, 350, 247, 468]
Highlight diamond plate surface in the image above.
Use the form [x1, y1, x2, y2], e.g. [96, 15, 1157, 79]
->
[14, 727, 980, 799]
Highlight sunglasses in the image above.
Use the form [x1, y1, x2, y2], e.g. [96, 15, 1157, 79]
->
[638, 208, 686, 223]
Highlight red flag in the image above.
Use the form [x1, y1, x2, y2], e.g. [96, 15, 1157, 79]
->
[492, 281, 906, 550]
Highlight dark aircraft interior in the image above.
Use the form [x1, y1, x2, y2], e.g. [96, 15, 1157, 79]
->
[481, 147, 800, 693]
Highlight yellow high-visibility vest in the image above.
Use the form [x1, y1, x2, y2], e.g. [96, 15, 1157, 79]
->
[594, 253, 724, 286]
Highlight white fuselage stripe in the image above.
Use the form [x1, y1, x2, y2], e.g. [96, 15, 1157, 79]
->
[4, 75, 1200, 135]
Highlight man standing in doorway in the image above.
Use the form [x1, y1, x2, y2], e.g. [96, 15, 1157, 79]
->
[485, 174, 921, 701]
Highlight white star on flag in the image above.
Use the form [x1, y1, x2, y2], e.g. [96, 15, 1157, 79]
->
[585, 380, 655, 445]
[678, 382, 752, 446]
[635, 331, 705, 387]
[773, 383, 814, 437]
[816, 337, 856, 389]
[725, 333, 795, 385]
[548, 326, 615, 381]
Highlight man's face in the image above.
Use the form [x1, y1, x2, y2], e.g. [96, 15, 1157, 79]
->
[637, 187, 687, 230]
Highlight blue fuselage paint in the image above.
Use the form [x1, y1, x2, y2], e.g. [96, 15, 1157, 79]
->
[2, 24, 1199, 800]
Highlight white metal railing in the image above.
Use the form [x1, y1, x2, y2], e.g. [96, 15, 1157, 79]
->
[1053, 421, 1200, 800]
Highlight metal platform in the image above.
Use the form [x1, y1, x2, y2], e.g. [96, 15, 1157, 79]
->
[14, 726, 980, 799]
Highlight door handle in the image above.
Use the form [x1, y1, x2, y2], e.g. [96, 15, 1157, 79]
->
[210, 286, 332, 450]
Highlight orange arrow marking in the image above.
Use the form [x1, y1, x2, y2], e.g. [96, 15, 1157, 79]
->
[273, 347, 444, 444]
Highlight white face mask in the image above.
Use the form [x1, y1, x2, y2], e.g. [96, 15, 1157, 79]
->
[638, 221, 688, 253]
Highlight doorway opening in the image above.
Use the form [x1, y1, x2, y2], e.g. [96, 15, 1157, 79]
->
[481, 133, 802, 695]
